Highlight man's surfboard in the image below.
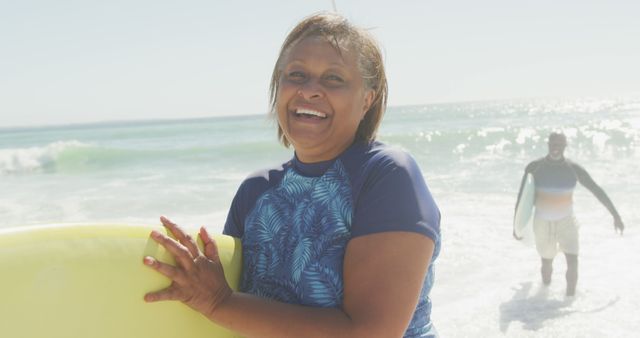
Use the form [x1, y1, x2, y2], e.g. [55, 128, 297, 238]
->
[0, 224, 243, 338]
[514, 173, 535, 239]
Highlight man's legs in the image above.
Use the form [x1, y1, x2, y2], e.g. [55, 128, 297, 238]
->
[541, 258, 553, 285]
[557, 216, 579, 296]
[534, 217, 557, 285]
[565, 253, 578, 296]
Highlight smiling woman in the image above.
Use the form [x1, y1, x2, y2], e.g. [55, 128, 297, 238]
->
[275, 35, 373, 163]
[270, 14, 387, 154]
[144, 13, 442, 338]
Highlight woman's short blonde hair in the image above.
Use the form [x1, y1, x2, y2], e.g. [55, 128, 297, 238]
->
[269, 13, 388, 147]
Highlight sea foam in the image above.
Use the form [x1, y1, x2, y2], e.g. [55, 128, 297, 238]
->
[0, 140, 88, 175]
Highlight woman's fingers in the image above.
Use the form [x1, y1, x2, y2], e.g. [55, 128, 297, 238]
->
[143, 256, 187, 284]
[199, 226, 220, 261]
[150, 230, 195, 270]
[144, 223, 233, 317]
[144, 284, 182, 303]
[160, 216, 201, 258]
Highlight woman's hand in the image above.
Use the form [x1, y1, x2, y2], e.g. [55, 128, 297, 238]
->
[143, 216, 232, 318]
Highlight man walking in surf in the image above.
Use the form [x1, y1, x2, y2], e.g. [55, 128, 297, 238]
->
[514, 132, 624, 296]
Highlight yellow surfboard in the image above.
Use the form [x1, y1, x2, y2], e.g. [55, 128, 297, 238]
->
[0, 224, 243, 338]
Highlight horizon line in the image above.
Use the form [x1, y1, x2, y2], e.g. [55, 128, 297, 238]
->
[2, 94, 638, 131]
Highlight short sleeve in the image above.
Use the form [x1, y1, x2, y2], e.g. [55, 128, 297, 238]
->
[222, 166, 288, 238]
[351, 149, 441, 247]
[223, 183, 247, 238]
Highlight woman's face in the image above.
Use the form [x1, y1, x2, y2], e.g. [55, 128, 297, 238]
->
[276, 36, 373, 163]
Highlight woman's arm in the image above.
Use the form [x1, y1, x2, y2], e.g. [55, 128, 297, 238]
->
[145, 217, 434, 338]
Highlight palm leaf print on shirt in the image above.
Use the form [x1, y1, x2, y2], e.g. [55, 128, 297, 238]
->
[242, 160, 353, 307]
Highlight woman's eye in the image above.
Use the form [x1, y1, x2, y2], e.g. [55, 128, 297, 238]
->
[287, 71, 306, 81]
[325, 74, 344, 83]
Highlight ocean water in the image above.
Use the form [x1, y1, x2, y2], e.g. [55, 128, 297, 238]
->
[1, 97, 639, 337]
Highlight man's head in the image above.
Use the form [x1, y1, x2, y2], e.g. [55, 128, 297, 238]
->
[547, 132, 567, 160]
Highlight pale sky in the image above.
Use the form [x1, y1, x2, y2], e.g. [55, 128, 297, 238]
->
[1, 0, 638, 128]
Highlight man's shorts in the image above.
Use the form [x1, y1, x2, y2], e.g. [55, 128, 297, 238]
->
[533, 215, 579, 258]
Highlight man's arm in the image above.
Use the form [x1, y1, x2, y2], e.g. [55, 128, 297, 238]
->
[572, 162, 624, 234]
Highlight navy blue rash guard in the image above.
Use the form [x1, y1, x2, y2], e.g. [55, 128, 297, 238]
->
[224, 141, 441, 337]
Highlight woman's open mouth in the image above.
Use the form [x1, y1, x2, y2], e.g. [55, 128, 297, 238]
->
[294, 108, 328, 120]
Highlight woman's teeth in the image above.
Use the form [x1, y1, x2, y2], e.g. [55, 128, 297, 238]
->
[295, 109, 327, 119]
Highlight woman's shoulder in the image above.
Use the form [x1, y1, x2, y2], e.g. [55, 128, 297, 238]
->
[359, 141, 420, 172]
[339, 141, 424, 189]
[237, 161, 291, 193]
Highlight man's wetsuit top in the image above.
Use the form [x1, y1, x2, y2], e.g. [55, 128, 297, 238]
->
[515, 156, 621, 221]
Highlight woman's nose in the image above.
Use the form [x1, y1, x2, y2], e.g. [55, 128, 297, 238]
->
[297, 79, 324, 100]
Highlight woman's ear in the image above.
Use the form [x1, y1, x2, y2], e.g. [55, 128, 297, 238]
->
[361, 90, 375, 117]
